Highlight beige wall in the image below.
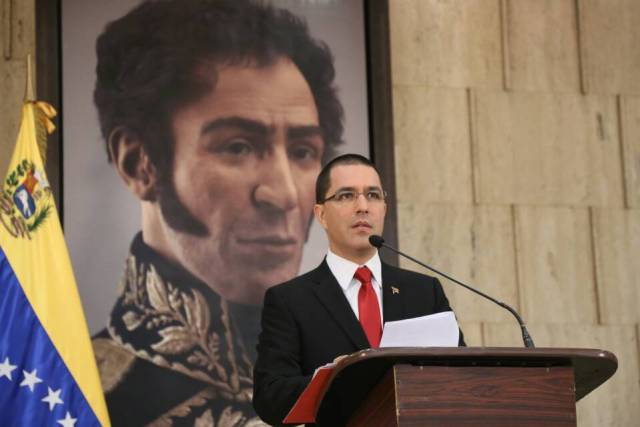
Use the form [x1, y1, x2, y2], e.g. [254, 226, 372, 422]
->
[0, 0, 35, 174]
[2, 0, 637, 425]
[390, 0, 639, 425]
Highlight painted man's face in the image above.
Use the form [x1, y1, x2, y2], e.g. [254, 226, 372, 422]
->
[158, 57, 324, 305]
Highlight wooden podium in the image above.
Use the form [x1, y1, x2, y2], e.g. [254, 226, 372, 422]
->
[289, 347, 617, 426]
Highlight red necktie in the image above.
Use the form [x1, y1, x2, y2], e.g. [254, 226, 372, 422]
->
[355, 266, 382, 348]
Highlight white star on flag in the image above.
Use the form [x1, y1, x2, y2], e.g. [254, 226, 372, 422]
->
[20, 369, 43, 392]
[57, 411, 77, 427]
[42, 387, 64, 411]
[0, 357, 17, 380]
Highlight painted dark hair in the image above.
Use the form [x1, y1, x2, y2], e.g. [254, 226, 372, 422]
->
[94, 0, 344, 174]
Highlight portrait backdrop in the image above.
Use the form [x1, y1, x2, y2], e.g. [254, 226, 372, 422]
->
[61, 0, 371, 334]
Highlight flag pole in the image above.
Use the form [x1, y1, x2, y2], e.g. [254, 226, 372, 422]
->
[24, 53, 35, 102]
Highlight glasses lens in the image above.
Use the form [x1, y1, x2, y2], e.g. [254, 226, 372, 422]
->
[336, 191, 356, 202]
[367, 190, 383, 200]
[326, 189, 386, 203]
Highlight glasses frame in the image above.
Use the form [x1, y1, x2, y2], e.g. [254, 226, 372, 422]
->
[321, 188, 388, 204]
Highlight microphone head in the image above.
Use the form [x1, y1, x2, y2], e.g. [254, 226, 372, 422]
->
[369, 235, 385, 248]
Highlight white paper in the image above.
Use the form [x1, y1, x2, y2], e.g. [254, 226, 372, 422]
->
[379, 311, 459, 348]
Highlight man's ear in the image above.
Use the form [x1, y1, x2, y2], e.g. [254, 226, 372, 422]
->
[313, 204, 327, 229]
[108, 127, 158, 201]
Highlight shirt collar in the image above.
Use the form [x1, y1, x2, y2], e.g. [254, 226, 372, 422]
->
[326, 248, 382, 291]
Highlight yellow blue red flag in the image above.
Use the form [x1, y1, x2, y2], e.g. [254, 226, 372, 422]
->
[0, 101, 110, 426]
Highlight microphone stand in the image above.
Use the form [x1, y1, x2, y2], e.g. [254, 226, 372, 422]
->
[372, 236, 535, 348]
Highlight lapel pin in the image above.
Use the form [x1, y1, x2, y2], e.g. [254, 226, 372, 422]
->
[391, 286, 400, 295]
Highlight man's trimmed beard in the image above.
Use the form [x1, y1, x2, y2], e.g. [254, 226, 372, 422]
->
[155, 171, 209, 237]
[155, 170, 316, 242]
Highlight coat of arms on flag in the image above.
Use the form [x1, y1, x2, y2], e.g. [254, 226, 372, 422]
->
[1, 159, 52, 232]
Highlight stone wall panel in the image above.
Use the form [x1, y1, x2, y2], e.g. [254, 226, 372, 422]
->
[389, 0, 503, 88]
[393, 87, 473, 204]
[592, 208, 640, 324]
[0, 59, 26, 173]
[514, 206, 597, 323]
[398, 203, 518, 323]
[579, 0, 640, 94]
[504, 0, 580, 92]
[473, 91, 623, 206]
[620, 96, 640, 207]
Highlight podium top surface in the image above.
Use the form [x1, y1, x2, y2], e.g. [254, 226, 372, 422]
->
[289, 347, 617, 425]
[331, 347, 617, 401]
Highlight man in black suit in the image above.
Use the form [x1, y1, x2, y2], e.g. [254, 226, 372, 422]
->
[253, 154, 464, 426]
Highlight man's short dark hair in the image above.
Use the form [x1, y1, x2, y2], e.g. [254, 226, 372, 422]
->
[94, 0, 344, 173]
[315, 153, 380, 204]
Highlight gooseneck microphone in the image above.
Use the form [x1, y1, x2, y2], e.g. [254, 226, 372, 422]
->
[369, 235, 535, 348]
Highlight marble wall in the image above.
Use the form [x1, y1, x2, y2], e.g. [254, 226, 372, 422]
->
[389, 1, 640, 425]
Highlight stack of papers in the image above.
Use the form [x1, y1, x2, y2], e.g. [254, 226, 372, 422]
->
[380, 311, 459, 347]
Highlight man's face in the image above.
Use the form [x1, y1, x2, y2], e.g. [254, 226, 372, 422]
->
[158, 57, 323, 305]
[314, 164, 386, 262]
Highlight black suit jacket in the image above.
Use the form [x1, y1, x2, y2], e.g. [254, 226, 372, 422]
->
[253, 259, 464, 426]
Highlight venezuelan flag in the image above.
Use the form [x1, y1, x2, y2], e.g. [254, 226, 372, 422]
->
[0, 101, 110, 426]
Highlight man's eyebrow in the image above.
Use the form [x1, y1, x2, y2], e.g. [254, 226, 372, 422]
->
[335, 185, 382, 193]
[201, 118, 323, 140]
[334, 186, 356, 193]
[288, 125, 323, 139]
[200, 117, 268, 136]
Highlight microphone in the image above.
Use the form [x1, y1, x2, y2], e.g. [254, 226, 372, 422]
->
[369, 235, 535, 348]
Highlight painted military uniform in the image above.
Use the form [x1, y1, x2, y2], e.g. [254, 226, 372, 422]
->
[92, 234, 267, 427]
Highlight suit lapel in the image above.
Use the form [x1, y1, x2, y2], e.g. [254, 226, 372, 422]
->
[381, 262, 405, 323]
[310, 260, 370, 350]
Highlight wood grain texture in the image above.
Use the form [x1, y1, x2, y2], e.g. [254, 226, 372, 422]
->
[338, 348, 614, 426]
[389, 0, 503, 88]
[394, 365, 576, 426]
[347, 369, 398, 427]
[483, 323, 640, 426]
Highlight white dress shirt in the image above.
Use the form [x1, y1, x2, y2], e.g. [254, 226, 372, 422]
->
[325, 249, 383, 321]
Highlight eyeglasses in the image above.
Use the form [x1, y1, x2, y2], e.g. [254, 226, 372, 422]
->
[321, 188, 387, 204]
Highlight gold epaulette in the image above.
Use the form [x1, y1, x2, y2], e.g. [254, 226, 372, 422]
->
[92, 337, 137, 393]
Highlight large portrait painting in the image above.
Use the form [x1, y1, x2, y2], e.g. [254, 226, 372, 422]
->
[52, 0, 394, 425]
